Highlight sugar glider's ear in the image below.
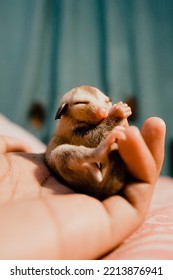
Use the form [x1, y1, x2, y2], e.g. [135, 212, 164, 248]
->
[55, 103, 68, 119]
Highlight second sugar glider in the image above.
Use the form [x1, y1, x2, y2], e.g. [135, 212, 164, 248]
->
[45, 85, 132, 200]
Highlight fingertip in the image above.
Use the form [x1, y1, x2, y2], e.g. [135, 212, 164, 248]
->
[124, 125, 141, 139]
[141, 117, 166, 176]
[141, 117, 166, 135]
[111, 126, 126, 141]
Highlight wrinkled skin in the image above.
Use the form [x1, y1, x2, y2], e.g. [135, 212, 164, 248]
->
[0, 117, 166, 259]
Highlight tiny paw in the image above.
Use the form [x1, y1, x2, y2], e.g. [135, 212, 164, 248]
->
[109, 102, 132, 119]
[92, 127, 126, 163]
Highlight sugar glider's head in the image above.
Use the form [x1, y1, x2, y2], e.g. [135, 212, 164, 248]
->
[55, 85, 112, 125]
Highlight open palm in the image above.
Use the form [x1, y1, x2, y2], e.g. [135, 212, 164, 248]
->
[0, 117, 165, 259]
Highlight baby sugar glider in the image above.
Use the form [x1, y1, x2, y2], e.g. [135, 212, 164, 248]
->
[45, 85, 132, 200]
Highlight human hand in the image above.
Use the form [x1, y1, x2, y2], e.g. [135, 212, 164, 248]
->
[0, 117, 166, 259]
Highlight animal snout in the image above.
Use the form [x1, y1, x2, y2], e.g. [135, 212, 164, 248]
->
[96, 107, 109, 120]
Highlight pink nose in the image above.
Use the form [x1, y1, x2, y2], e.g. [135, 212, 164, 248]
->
[96, 107, 108, 119]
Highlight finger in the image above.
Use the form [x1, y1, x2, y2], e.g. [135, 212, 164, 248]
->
[141, 117, 166, 176]
[117, 126, 156, 184]
[0, 136, 32, 153]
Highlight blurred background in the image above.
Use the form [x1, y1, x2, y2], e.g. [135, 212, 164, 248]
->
[0, 0, 173, 176]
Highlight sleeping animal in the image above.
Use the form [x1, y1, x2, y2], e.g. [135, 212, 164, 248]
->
[45, 85, 132, 200]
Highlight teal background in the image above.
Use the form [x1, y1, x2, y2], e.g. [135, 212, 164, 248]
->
[0, 0, 173, 175]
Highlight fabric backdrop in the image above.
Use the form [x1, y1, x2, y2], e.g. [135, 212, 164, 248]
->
[0, 0, 173, 176]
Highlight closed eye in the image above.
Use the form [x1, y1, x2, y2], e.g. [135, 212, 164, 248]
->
[73, 101, 89, 105]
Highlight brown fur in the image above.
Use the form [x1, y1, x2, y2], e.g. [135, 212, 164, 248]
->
[45, 85, 132, 200]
